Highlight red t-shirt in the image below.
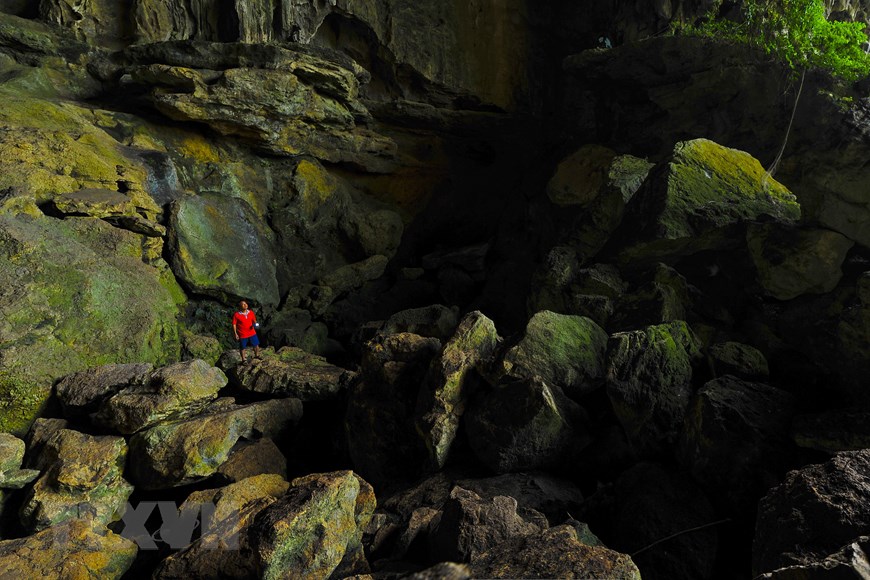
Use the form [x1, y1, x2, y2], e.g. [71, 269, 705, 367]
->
[232, 310, 257, 339]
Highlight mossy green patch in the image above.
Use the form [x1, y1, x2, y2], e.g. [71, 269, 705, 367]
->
[259, 472, 363, 580]
[659, 139, 800, 239]
[0, 214, 182, 435]
[504, 311, 608, 399]
[0, 90, 154, 212]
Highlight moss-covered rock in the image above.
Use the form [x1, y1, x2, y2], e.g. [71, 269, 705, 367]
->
[216, 438, 287, 483]
[181, 473, 290, 529]
[127, 397, 302, 489]
[605, 321, 700, 456]
[249, 470, 375, 580]
[0, 214, 183, 436]
[180, 330, 224, 366]
[546, 148, 653, 264]
[93, 359, 227, 434]
[153, 474, 291, 577]
[503, 311, 608, 400]
[708, 341, 769, 380]
[0, 92, 155, 209]
[229, 346, 355, 401]
[167, 192, 280, 307]
[126, 48, 397, 172]
[20, 429, 133, 532]
[747, 223, 855, 300]
[271, 158, 404, 294]
[0, 518, 137, 579]
[416, 312, 501, 470]
[619, 139, 801, 261]
[0, 433, 38, 489]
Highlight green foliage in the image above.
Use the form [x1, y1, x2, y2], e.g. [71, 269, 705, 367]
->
[686, 0, 870, 80]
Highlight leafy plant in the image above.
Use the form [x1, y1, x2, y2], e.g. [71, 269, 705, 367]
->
[686, 0, 870, 80]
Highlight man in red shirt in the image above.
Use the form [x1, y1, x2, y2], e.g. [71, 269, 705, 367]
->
[232, 300, 261, 362]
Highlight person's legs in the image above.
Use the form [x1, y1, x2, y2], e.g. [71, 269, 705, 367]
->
[251, 334, 261, 359]
[239, 337, 249, 362]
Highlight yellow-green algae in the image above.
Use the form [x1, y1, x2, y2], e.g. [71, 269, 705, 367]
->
[659, 139, 801, 239]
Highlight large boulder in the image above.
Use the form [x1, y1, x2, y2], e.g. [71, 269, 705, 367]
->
[0, 518, 137, 579]
[0, 214, 183, 436]
[605, 321, 700, 456]
[502, 311, 608, 399]
[92, 359, 227, 434]
[616, 138, 800, 262]
[167, 193, 280, 307]
[381, 304, 460, 340]
[377, 471, 587, 561]
[154, 474, 289, 579]
[54, 363, 153, 419]
[753, 451, 870, 575]
[229, 346, 355, 401]
[747, 224, 855, 300]
[470, 524, 641, 579]
[465, 377, 590, 474]
[415, 312, 500, 470]
[20, 429, 133, 532]
[127, 398, 302, 489]
[247, 470, 375, 579]
[546, 146, 653, 262]
[454, 472, 585, 526]
[428, 485, 545, 563]
[680, 376, 796, 511]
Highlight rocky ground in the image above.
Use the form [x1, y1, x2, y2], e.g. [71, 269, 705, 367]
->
[0, 1, 869, 578]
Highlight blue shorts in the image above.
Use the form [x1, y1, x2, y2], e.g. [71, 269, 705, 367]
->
[239, 334, 259, 349]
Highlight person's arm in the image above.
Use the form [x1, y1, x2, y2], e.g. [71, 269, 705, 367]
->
[232, 315, 239, 340]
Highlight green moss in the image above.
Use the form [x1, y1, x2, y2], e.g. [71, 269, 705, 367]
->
[0, 91, 153, 207]
[0, 373, 49, 437]
[660, 140, 801, 239]
[262, 476, 359, 580]
[0, 215, 182, 434]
